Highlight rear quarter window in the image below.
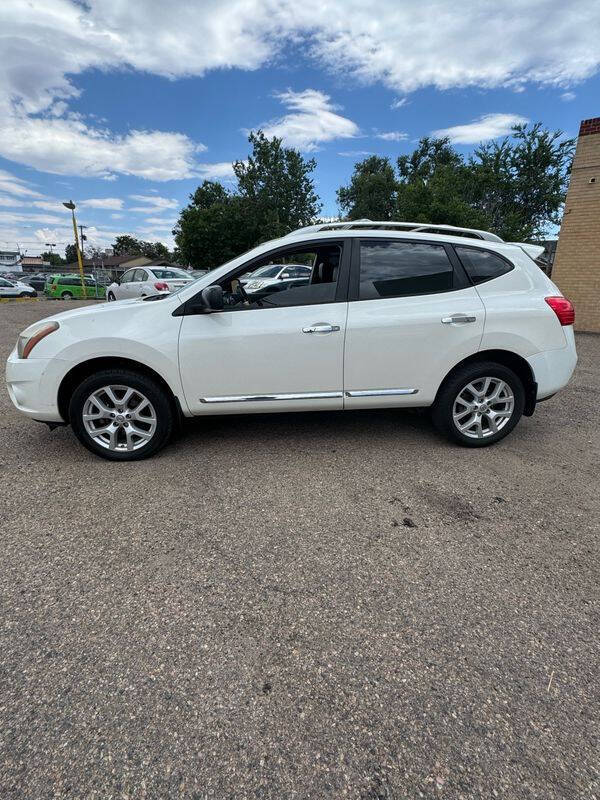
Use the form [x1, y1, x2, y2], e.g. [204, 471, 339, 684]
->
[455, 246, 513, 285]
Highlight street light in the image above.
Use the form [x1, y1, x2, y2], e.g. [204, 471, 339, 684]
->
[62, 200, 87, 298]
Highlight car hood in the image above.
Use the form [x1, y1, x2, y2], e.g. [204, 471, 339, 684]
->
[38, 294, 182, 325]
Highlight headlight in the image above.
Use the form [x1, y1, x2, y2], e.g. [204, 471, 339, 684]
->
[17, 321, 59, 359]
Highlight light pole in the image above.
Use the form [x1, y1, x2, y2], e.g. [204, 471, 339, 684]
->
[62, 201, 87, 299]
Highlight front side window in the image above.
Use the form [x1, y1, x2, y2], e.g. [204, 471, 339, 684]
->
[359, 240, 454, 299]
[455, 246, 513, 284]
[213, 243, 343, 310]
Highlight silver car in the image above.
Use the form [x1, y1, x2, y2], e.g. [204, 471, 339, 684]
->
[241, 263, 312, 293]
[107, 267, 195, 301]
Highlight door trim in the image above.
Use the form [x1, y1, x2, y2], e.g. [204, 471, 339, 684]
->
[200, 390, 343, 404]
[344, 388, 418, 398]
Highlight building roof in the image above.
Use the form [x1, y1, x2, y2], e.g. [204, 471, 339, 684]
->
[64, 253, 153, 270]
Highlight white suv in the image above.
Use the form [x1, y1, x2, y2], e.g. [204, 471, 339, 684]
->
[6, 223, 577, 461]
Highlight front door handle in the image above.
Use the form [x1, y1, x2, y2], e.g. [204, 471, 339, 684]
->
[302, 324, 340, 334]
[441, 315, 477, 324]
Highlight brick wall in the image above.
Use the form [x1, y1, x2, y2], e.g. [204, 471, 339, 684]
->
[552, 118, 600, 332]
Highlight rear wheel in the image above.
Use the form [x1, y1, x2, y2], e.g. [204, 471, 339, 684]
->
[69, 369, 174, 461]
[61, 291, 73, 300]
[432, 361, 525, 447]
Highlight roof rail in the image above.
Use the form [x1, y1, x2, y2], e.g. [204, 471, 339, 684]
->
[285, 220, 503, 243]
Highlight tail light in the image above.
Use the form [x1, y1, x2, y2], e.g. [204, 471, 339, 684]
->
[154, 281, 169, 291]
[545, 296, 575, 326]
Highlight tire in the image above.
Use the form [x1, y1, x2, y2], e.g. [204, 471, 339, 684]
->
[69, 369, 174, 461]
[107, 292, 115, 301]
[18, 292, 31, 298]
[61, 291, 73, 300]
[431, 361, 525, 447]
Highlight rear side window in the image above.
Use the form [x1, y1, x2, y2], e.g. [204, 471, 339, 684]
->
[455, 246, 513, 285]
[359, 241, 454, 299]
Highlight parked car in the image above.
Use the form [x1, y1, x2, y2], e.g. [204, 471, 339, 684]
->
[25, 273, 51, 291]
[107, 267, 195, 301]
[44, 275, 106, 300]
[1, 271, 28, 282]
[7, 221, 577, 461]
[190, 269, 209, 278]
[0, 276, 37, 298]
[240, 263, 312, 292]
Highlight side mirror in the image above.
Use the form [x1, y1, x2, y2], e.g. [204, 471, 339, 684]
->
[201, 285, 223, 311]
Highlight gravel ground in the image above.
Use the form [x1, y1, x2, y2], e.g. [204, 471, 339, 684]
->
[1, 300, 599, 799]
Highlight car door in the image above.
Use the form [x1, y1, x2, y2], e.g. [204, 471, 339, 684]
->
[178, 239, 351, 415]
[0, 278, 18, 297]
[343, 238, 485, 409]
[117, 269, 136, 299]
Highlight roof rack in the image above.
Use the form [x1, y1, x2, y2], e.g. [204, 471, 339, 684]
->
[285, 219, 503, 243]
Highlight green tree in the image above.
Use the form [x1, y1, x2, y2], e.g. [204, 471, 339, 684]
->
[468, 123, 575, 240]
[112, 235, 143, 256]
[396, 137, 487, 228]
[337, 156, 397, 220]
[174, 132, 322, 267]
[234, 130, 321, 241]
[64, 243, 78, 263]
[41, 250, 64, 267]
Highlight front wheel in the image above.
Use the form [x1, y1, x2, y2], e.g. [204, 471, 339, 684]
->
[107, 291, 115, 301]
[69, 369, 174, 461]
[432, 362, 525, 447]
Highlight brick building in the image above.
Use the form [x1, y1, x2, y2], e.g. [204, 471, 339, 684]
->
[552, 117, 600, 332]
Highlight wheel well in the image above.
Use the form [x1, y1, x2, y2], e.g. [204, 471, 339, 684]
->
[57, 357, 181, 423]
[438, 349, 537, 416]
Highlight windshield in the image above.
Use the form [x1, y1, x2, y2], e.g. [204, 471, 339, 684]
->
[249, 265, 282, 279]
[152, 268, 191, 279]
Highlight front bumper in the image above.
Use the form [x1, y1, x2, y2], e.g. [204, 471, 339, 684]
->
[5, 351, 64, 422]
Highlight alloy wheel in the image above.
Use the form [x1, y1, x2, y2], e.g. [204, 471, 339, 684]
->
[82, 384, 157, 452]
[452, 376, 514, 439]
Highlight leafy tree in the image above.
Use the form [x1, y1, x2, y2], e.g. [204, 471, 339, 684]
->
[112, 235, 143, 256]
[64, 243, 79, 263]
[174, 132, 322, 267]
[468, 123, 575, 240]
[337, 124, 575, 240]
[337, 156, 397, 220]
[41, 250, 64, 267]
[234, 131, 321, 241]
[111, 235, 173, 262]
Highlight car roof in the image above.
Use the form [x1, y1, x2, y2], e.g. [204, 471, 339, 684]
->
[285, 220, 503, 242]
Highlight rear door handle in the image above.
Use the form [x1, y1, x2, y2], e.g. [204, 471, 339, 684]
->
[441, 315, 477, 324]
[302, 324, 340, 334]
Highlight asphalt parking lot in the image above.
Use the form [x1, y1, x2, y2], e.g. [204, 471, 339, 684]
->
[1, 299, 599, 799]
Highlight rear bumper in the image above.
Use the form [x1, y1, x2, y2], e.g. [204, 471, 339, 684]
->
[527, 327, 578, 400]
[5, 351, 64, 422]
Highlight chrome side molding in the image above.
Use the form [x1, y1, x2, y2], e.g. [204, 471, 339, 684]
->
[200, 391, 343, 403]
[345, 388, 418, 397]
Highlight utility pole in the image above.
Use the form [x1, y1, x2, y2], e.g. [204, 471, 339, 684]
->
[63, 201, 87, 299]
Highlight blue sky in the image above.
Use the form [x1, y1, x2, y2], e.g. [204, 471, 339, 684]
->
[1, 0, 599, 257]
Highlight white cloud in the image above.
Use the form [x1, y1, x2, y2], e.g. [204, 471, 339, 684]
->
[111, 213, 124, 219]
[338, 150, 373, 157]
[375, 131, 409, 142]
[561, 91, 576, 101]
[129, 195, 178, 211]
[144, 216, 177, 226]
[433, 113, 529, 144]
[256, 89, 359, 151]
[0, 195, 25, 207]
[391, 98, 409, 109]
[80, 197, 124, 210]
[0, 169, 43, 198]
[0, 116, 204, 181]
[196, 162, 237, 181]
[0, 0, 599, 182]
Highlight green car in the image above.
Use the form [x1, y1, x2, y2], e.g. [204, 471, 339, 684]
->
[44, 275, 106, 300]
